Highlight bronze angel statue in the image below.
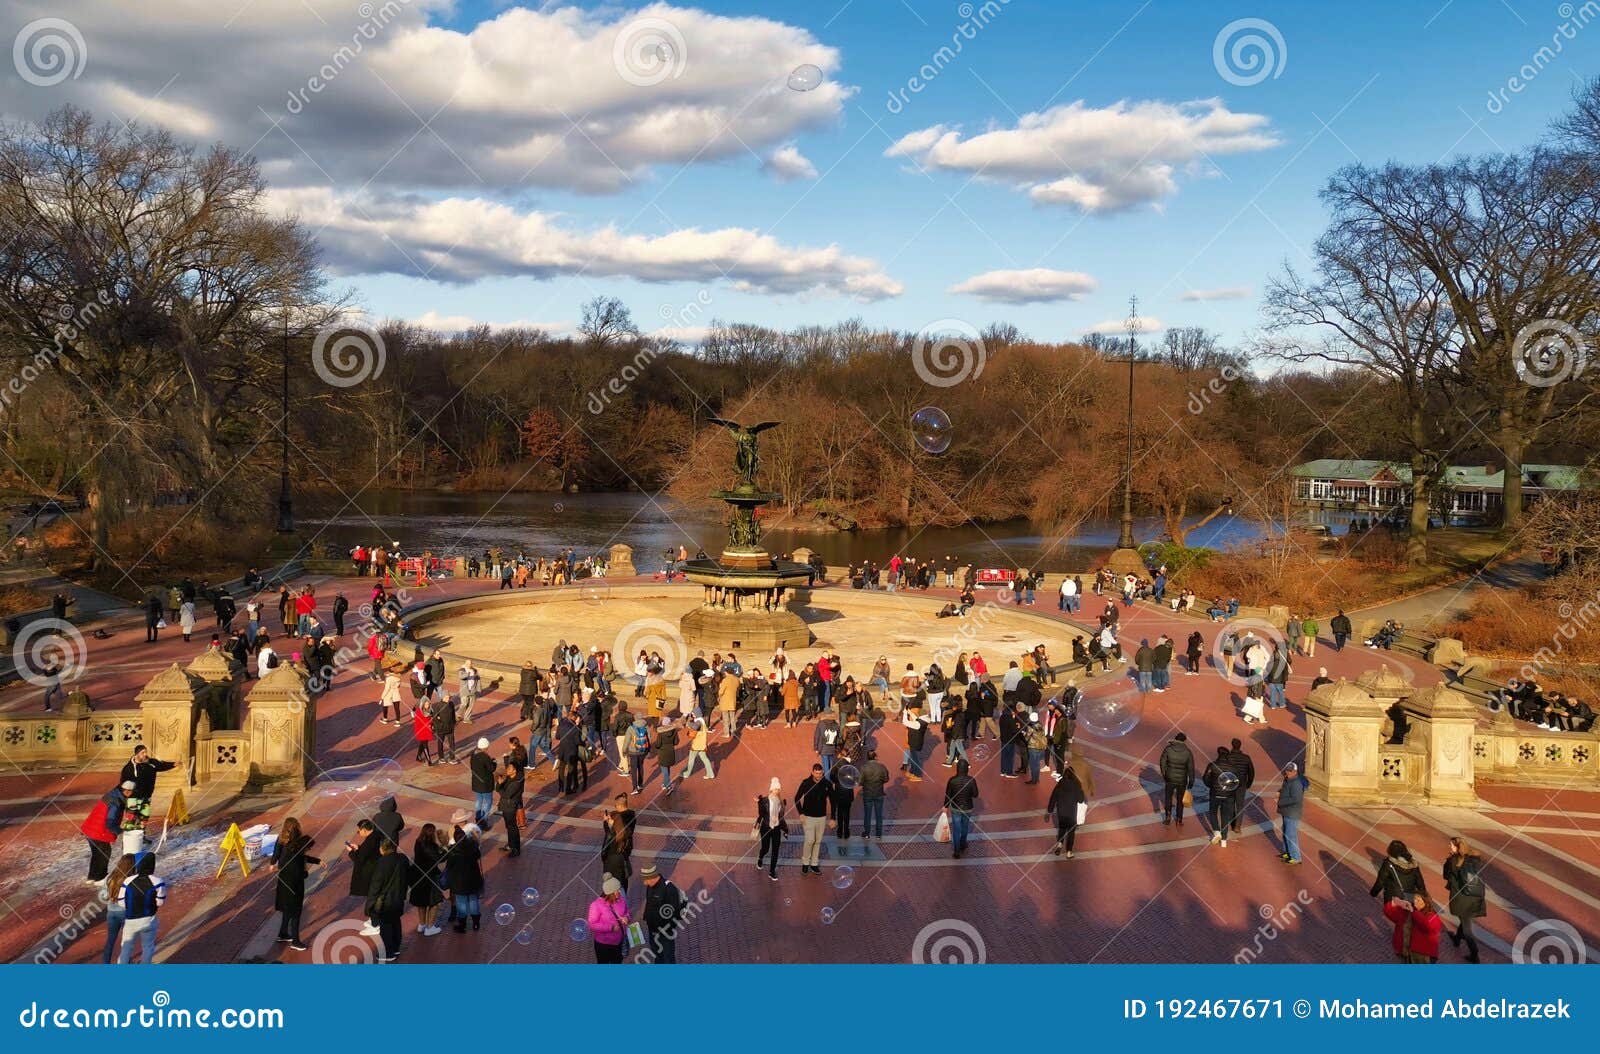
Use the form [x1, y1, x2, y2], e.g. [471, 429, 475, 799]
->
[708, 418, 780, 487]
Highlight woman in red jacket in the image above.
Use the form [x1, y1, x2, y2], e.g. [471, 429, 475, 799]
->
[1382, 892, 1442, 963]
[413, 705, 435, 766]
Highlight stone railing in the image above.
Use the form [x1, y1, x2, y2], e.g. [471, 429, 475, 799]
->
[196, 728, 250, 786]
[0, 697, 136, 770]
[1472, 710, 1598, 785]
[1377, 742, 1426, 798]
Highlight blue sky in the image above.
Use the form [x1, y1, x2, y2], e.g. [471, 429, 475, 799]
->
[5, 1, 1596, 347]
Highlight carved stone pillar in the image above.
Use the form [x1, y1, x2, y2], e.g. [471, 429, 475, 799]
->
[245, 664, 313, 793]
[609, 543, 636, 578]
[1403, 683, 1479, 806]
[1303, 679, 1386, 805]
[134, 664, 197, 814]
[186, 648, 242, 730]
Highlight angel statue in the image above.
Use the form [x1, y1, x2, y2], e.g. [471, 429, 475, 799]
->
[707, 418, 780, 487]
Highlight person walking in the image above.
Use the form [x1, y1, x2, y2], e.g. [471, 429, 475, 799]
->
[101, 854, 135, 963]
[857, 750, 889, 840]
[587, 875, 632, 963]
[1185, 630, 1204, 676]
[457, 659, 481, 725]
[367, 838, 410, 963]
[144, 593, 162, 644]
[1300, 615, 1318, 656]
[1023, 712, 1049, 784]
[942, 759, 980, 859]
[409, 824, 447, 937]
[1330, 610, 1352, 652]
[625, 714, 652, 794]
[1383, 892, 1443, 964]
[795, 763, 832, 875]
[270, 817, 319, 951]
[640, 864, 689, 964]
[681, 712, 715, 780]
[901, 706, 928, 781]
[430, 691, 458, 764]
[1370, 840, 1429, 903]
[754, 777, 789, 880]
[1442, 836, 1487, 963]
[80, 781, 130, 884]
[468, 738, 496, 824]
[444, 824, 484, 932]
[814, 709, 841, 778]
[1047, 758, 1091, 858]
[1276, 761, 1306, 865]
[1226, 737, 1256, 836]
[497, 759, 524, 858]
[1204, 747, 1236, 846]
[116, 853, 166, 963]
[1158, 732, 1195, 825]
[412, 701, 435, 765]
[654, 716, 681, 794]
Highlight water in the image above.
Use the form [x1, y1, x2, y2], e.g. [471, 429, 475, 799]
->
[297, 490, 1325, 571]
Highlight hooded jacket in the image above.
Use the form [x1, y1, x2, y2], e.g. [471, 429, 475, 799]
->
[1157, 739, 1195, 785]
[372, 797, 405, 848]
[1370, 854, 1429, 901]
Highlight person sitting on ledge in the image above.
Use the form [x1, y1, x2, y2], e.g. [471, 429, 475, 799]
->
[1206, 598, 1226, 622]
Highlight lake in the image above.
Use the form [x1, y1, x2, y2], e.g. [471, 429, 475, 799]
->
[297, 490, 1362, 571]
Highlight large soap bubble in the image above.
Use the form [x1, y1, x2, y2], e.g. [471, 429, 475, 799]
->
[1079, 685, 1143, 738]
[787, 63, 822, 91]
[911, 406, 953, 454]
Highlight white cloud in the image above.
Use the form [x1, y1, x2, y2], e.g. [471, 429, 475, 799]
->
[1179, 286, 1253, 301]
[11, 0, 849, 194]
[948, 268, 1097, 304]
[266, 187, 902, 299]
[1082, 317, 1165, 335]
[886, 99, 1278, 212]
[408, 311, 573, 335]
[762, 144, 818, 182]
[650, 324, 715, 344]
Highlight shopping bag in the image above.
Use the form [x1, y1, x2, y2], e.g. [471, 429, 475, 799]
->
[933, 809, 952, 843]
[1182, 789, 1194, 808]
[624, 921, 647, 951]
[1075, 801, 1088, 825]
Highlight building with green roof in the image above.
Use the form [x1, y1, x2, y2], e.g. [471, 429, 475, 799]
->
[1290, 459, 1586, 516]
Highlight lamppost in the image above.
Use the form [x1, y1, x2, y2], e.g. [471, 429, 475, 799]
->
[1106, 295, 1144, 577]
[275, 308, 294, 534]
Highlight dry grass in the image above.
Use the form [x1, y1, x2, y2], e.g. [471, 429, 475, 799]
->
[1443, 573, 1600, 667]
[43, 510, 271, 599]
[0, 586, 49, 618]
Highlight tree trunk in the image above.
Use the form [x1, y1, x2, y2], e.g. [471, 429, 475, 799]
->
[1497, 406, 1525, 527]
[1407, 456, 1431, 565]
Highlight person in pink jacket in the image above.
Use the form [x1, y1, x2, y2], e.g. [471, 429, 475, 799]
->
[587, 875, 632, 963]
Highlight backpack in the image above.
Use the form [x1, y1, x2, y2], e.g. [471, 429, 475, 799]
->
[123, 875, 162, 920]
[631, 724, 650, 755]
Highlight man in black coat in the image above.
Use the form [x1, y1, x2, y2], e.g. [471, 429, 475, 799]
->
[999, 704, 1023, 778]
[1226, 737, 1256, 835]
[469, 738, 496, 823]
[942, 759, 980, 858]
[640, 864, 689, 964]
[430, 693, 458, 763]
[1157, 733, 1195, 825]
[366, 839, 410, 962]
[144, 593, 163, 643]
[371, 797, 405, 849]
[120, 745, 177, 801]
[555, 711, 583, 795]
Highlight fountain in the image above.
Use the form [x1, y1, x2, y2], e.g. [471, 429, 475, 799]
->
[678, 418, 814, 651]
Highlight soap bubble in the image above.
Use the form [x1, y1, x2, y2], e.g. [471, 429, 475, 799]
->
[581, 580, 611, 606]
[494, 903, 515, 926]
[820, 906, 836, 925]
[832, 865, 854, 890]
[784, 898, 793, 907]
[1079, 685, 1143, 738]
[911, 406, 952, 454]
[1216, 770, 1241, 794]
[306, 758, 405, 818]
[787, 63, 822, 91]
[835, 764, 860, 790]
[971, 742, 992, 762]
[568, 918, 589, 942]
[522, 887, 541, 907]
[515, 925, 535, 946]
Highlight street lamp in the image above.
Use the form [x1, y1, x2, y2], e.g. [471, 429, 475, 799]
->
[275, 308, 294, 534]
[1106, 295, 1145, 577]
